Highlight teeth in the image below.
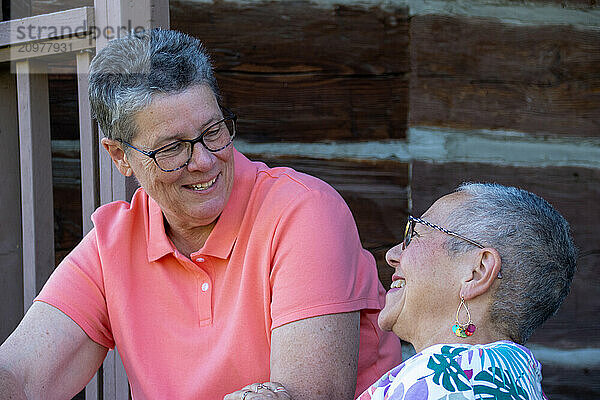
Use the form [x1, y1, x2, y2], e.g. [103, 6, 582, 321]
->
[189, 176, 217, 191]
[390, 279, 405, 289]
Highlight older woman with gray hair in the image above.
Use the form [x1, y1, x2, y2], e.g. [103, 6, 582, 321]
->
[355, 182, 577, 399]
[0, 29, 402, 399]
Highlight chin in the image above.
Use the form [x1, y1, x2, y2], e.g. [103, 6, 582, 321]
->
[377, 311, 396, 333]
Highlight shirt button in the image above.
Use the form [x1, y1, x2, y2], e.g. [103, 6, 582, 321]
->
[201, 282, 209, 292]
[196, 257, 205, 263]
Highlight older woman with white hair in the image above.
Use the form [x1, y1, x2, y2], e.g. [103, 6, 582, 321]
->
[355, 183, 577, 399]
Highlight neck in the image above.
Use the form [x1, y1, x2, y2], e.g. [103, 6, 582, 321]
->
[409, 317, 509, 354]
[165, 217, 217, 257]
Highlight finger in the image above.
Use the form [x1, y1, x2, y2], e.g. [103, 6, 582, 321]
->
[249, 383, 268, 392]
[241, 389, 255, 400]
[261, 382, 290, 398]
[223, 388, 254, 400]
[260, 382, 285, 392]
[243, 390, 275, 400]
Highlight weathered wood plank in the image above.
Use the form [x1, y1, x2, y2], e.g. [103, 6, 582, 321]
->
[16, 59, 55, 310]
[0, 65, 24, 342]
[90, 1, 170, 397]
[88, 0, 135, 395]
[0, 6, 94, 47]
[151, 0, 170, 28]
[77, 51, 99, 235]
[0, 35, 95, 63]
[410, 78, 600, 136]
[411, 161, 600, 349]
[251, 155, 410, 289]
[409, 15, 600, 137]
[103, 349, 130, 400]
[171, 0, 410, 75]
[171, 1, 409, 142]
[219, 73, 408, 142]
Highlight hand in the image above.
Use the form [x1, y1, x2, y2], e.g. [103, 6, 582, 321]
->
[224, 382, 291, 400]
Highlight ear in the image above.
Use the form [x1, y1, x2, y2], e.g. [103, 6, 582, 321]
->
[460, 247, 502, 300]
[101, 138, 133, 177]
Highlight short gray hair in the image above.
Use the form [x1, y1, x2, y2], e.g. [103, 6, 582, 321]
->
[447, 183, 576, 344]
[88, 28, 219, 142]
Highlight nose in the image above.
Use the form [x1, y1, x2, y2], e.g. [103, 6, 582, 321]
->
[187, 142, 216, 171]
[385, 243, 403, 268]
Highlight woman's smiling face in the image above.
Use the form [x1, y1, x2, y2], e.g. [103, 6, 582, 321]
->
[377, 193, 469, 347]
[126, 84, 235, 233]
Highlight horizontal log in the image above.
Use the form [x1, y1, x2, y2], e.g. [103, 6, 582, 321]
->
[538, 363, 600, 399]
[171, 0, 410, 75]
[410, 78, 600, 137]
[39, 52, 409, 144]
[253, 155, 410, 289]
[219, 73, 408, 142]
[171, 1, 410, 142]
[411, 161, 600, 349]
[410, 15, 600, 137]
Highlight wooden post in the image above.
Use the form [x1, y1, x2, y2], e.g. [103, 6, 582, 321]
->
[0, 64, 23, 342]
[77, 50, 99, 235]
[15, 59, 54, 311]
[88, 1, 170, 398]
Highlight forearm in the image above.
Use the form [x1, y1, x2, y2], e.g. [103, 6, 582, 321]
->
[0, 366, 27, 400]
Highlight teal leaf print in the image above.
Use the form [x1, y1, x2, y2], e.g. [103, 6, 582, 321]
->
[473, 366, 529, 400]
[435, 393, 471, 400]
[481, 343, 537, 395]
[426, 346, 471, 392]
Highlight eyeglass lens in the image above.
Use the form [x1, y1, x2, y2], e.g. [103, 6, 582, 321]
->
[403, 219, 414, 249]
[154, 118, 234, 171]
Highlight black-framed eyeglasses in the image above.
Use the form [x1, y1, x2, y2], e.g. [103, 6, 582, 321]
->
[403, 215, 502, 278]
[118, 106, 237, 172]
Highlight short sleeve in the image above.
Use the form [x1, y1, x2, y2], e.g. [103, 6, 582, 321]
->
[35, 229, 115, 349]
[269, 188, 382, 329]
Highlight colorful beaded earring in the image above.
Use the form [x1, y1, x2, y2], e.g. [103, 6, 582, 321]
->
[451, 296, 476, 338]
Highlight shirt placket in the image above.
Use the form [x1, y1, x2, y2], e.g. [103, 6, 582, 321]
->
[193, 255, 213, 325]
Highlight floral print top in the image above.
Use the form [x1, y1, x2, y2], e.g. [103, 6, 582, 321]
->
[358, 340, 546, 400]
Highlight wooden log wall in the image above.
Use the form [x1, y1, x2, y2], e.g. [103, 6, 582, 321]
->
[23, 0, 600, 398]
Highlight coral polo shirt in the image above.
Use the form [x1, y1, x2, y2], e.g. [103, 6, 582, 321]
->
[36, 149, 402, 399]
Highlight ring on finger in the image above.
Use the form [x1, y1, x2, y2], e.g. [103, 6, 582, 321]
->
[254, 384, 267, 392]
[273, 386, 286, 392]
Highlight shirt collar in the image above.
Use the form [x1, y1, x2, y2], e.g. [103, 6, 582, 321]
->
[146, 148, 256, 262]
[195, 148, 256, 259]
[147, 193, 174, 262]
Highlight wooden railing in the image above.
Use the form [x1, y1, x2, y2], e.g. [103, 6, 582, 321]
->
[0, 1, 168, 398]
